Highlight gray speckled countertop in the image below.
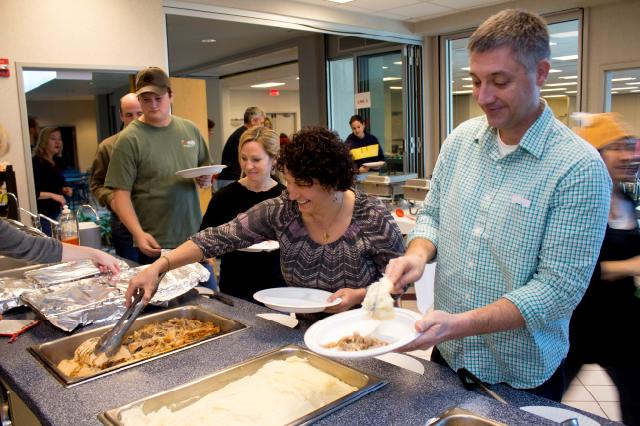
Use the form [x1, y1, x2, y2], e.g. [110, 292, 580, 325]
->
[0, 290, 618, 425]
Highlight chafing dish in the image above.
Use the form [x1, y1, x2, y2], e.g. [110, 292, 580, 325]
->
[29, 305, 247, 387]
[98, 344, 385, 426]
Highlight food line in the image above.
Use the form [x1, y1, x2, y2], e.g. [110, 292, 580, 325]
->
[0, 290, 612, 425]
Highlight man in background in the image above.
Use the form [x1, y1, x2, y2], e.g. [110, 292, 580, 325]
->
[105, 67, 211, 264]
[90, 93, 142, 262]
[216, 106, 264, 190]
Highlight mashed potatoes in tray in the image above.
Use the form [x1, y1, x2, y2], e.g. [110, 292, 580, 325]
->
[119, 356, 357, 426]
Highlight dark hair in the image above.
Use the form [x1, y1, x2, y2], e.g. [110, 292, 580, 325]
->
[468, 9, 549, 73]
[207, 119, 215, 130]
[349, 115, 364, 126]
[277, 126, 355, 191]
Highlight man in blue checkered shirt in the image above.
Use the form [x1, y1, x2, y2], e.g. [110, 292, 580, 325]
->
[386, 9, 611, 402]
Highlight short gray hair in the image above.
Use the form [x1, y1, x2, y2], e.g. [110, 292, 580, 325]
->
[468, 9, 550, 73]
[243, 106, 265, 125]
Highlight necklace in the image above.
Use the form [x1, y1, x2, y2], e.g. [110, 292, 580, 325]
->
[321, 192, 344, 243]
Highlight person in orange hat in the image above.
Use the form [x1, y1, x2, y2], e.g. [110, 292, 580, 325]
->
[566, 112, 639, 426]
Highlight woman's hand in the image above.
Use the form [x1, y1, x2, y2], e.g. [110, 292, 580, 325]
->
[89, 248, 120, 276]
[358, 165, 370, 173]
[126, 263, 163, 307]
[52, 193, 66, 205]
[62, 186, 73, 197]
[325, 288, 366, 313]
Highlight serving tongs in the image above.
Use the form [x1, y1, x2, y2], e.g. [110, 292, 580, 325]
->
[93, 287, 146, 357]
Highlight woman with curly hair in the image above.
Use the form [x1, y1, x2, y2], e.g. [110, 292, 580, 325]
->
[126, 126, 404, 312]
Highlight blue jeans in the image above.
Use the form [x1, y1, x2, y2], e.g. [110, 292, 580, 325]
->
[110, 214, 138, 263]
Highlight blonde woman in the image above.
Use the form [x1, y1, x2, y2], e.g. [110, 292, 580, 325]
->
[32, 127, 72, 235]
[199, 126, 285, 301]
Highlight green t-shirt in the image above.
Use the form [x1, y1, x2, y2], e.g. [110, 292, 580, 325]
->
[105, 116, 210, 248]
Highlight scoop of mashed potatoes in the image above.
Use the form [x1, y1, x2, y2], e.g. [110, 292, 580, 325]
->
[362, 276, 395, 320]
[119, 356, 357, 426]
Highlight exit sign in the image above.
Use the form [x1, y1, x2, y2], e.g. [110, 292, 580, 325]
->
[269, 89, 280, 96]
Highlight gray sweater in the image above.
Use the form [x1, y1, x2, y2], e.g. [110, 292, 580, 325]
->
[0, 220, 62, 263]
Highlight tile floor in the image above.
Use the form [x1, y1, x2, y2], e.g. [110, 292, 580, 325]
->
[398, 297, 623, 423]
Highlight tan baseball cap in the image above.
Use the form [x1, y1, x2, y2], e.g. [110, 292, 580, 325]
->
[135, 67, 170, 96]
[573, 113, 635, 150]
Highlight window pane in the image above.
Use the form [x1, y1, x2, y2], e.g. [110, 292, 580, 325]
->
[357, 51, 404, 172]
[327, 57, 355, 139]
[604, 68, 640, 136]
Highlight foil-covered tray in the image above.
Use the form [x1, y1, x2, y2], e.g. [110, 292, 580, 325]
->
[98, 344, 386, 426]
[29, 305, 247, 387]
[19, 262, 209, 331]
[0, 277, 40, 313]
[24, 259, 122, 285]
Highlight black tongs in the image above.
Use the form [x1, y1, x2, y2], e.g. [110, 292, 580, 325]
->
[457, 368, 508, 404]
[94, 288, 146, 357]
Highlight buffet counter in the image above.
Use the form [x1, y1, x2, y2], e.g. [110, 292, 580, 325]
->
[0, 291, 614, 425]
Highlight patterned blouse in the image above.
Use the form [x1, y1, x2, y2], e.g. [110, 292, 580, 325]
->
[191, 189, 404, 291]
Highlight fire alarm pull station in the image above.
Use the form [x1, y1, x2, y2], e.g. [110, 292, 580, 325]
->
[0, 58, 9, 78]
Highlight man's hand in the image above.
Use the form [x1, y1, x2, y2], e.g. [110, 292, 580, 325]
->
[385, 254, 428, 293]
[397, 310, 458, 352]
[195, 175, 212, 188]
[134, 232, 161, 257]
[325, 288, 366, 313]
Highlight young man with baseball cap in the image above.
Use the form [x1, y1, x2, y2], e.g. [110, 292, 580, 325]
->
[105, 67, 211, 264]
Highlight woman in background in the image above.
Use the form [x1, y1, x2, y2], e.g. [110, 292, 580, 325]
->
[200, 127, 285, 301]
[127, 126, 404, 311]
[32, 127, 72, 235]
[345, 115, 385, 173]
[566, 113, 640, 426]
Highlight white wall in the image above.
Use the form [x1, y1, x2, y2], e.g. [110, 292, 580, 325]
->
[226, 90, 301, 136]
[0, 0, 166, 216]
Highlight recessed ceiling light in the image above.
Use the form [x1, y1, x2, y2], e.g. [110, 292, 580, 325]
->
[296, 77, 300, 80]
[558, 75, 578, 80]
[543, 94, 568, 98]
[201, 38, 217, 43]
[393, 61, 402, 65]
[463, 85, 473, 88]
[462, 77, 472, 81]
[389, 86, 402, 90]
[566, 91, 577, 94]
[631, 90, 640, 93]
[540, 88, 567, 92]
[552, 55, 579, 61]
[383, 77, 401, 81]
[461, 67, 470, 71]
[626, 82, 640, 85]
[611, 87, 634, 90]
[250, 82, 286, 88]
[612, 77, 636, 82]
[545, 82, 578, 87]
[549, 69, 562, 73]
[453, 90, 472, 94]
[328, 0, 353, 3]
[382, 66, 388, 69]
[550, 30, 578, 38]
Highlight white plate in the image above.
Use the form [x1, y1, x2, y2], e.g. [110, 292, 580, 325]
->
[175, 165, 226, 179]
[238, 240, 279, 252]
[253, 288, 341, 313]
[362, 161, 385, 169]
[304, 308, 422, 359]
[521, 406, 600, 426]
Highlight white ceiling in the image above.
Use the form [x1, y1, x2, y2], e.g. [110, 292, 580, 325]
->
[286, 0, 511, 22]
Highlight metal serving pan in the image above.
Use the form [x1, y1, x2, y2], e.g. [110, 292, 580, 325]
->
[98, 344, 386, 426]
[29, 305, 247, 387]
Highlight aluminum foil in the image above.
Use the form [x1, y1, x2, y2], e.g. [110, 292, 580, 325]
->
[112, 262, 210, 304]
[24, 259, 129, 286]
[20, 275, 126, 332]
[19, 263, 209, 332]
[0, 277, 40, 313]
